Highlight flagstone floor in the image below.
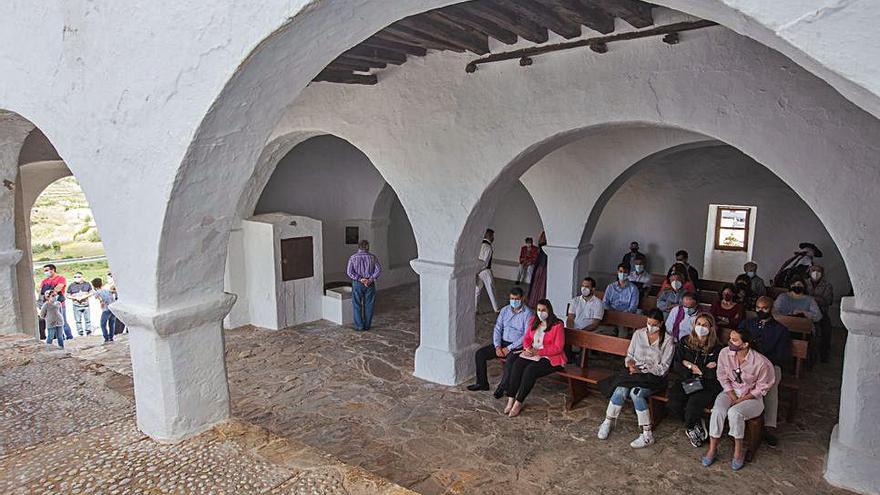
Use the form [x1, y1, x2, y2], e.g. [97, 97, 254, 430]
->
[8, 281, 856, 494]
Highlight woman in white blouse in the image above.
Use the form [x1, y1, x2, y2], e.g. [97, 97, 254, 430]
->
[597, 308, 675, 448]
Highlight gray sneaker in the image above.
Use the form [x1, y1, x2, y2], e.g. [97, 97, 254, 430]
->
[686, 427, 703, 448]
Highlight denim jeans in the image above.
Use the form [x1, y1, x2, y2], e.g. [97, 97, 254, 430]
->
[46, 325, 64, 348]
[72, 303, 91, 335]
[610, 386, 652, 412]
[61, 302, 73, 339]
[100, 310, 116, 341]
[352, 280, 376, 331]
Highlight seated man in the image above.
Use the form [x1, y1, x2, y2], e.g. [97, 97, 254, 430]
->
[740, 296, 790, 447]
[468, 287, 534, 398]
[601, 264, 640, 337]
[740, 261, 767, 299]
[567, 277, 604, 331]
[664, 292, 699, 342]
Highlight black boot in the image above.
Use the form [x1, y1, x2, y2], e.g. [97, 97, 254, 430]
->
[763, 428, 778, 447]
[467, 383, 489, 392]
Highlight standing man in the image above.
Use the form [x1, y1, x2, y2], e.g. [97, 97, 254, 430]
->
[740, 296, 790, 446]
[675, 250, 700, 290]
[66, 272, 93, 336]
[467, 287, 533, 397]
[475, 229, 499, 313]
[621, 241, 643, 270]
[346, 240, 382, 332]
[39, 264, 73, 340]
[516, 237, 539, 285]
[807, 264, 834, 362]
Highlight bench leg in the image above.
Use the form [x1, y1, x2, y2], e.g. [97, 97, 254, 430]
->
[787, 390, 798, 423]
[567, 379, 590, 410]
[648, 397, 666, 429]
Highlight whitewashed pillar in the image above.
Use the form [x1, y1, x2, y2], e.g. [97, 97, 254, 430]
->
[111, 293, 236, 442]
[410, 258, 480, 385]
[0, 249, 23, 335]
[543, 244, 593, 317]
[825, 297, 880, 494]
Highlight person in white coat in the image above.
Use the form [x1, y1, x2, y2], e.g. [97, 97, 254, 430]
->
[475, 229, 499, 312]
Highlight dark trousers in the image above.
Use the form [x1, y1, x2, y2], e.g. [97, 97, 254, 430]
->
[666, 381, 719, 428]
[474, 340, 513, 388]
[506, 356, 559, 402]
[817, 310, 832, 361]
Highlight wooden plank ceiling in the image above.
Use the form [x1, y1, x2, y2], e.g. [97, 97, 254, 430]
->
[314, 0, 656, 85]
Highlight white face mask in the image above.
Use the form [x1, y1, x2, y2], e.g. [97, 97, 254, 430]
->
[694, 325, 710, 337]
[810, 271, 822, 281]
[537, 311, 549, 322]
[617, 272, 627, 281]
[646, 324, 660, 334]
[581, 286, 592, 297]
[671, 280, 683, 291]
[634, 264, 644, 273]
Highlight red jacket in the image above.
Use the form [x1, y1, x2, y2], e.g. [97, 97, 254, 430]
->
[519, 245, 539, 265]
[523, 318, 566, 367]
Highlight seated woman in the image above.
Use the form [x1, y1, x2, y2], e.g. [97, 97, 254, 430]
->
[657, 264, 697, 294]
[666, 313, 723, 447]
[711, 283, 744, 329]
[773, 278, 822, 322]
[656, 272, 688, 315]
[702, 327, 775, 471]
[597, 308, 674, 448]
[504, 299, 566, 417]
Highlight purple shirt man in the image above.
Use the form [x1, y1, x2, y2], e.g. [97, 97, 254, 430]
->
[346, 240, 382, 331]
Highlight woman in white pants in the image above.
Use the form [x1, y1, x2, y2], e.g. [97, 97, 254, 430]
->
[702, 327, 775, 471]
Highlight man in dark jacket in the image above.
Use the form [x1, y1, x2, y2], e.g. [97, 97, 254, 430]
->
[739, 296, 790, 446]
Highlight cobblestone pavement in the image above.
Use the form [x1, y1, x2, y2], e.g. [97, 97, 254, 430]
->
[0, 334, 413, 494]
[65, 282, 856, 494]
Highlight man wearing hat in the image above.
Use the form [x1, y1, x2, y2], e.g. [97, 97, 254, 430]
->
[774, 242, 823, 288]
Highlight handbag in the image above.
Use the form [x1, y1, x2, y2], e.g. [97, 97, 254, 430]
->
[681, 377, 704, 395]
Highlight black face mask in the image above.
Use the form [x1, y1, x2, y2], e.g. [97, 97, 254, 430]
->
[756, 310, 771, 320]
[630, 247, 638, 252]
[791, 286, 805, 294]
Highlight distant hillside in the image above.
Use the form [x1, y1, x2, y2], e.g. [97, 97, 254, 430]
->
[30, 177, 105, 262]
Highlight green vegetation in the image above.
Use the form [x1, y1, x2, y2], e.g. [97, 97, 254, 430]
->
[31, 177, 107, 289]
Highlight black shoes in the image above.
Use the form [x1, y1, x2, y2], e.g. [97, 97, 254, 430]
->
[763, 429, 778, 447]
[467, 383, 489, 391]
[493, 386, 505, 399]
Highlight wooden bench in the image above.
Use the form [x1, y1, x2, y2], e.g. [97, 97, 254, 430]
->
[774, 314, 813, 339]
[558, 329, 629, 409]
[698, 290, 719, 305]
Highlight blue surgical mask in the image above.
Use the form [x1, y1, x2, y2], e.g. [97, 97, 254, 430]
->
[746, 271, 755, 278]
[686, 306, 697, 316]
[43, 271, 51, 279]
[634, 265, 644, 273]
[509, 299, 522, 309]
[617, 272, 627, 281]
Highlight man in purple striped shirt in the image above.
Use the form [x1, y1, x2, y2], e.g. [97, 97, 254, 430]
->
[346, 239, 382, 331]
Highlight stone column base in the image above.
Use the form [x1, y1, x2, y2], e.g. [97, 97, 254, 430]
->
[825, 424, 880, 494]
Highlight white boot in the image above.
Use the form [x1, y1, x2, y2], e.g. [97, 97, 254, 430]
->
[598, 403, 622, 439]
[631, 409, 655, 448]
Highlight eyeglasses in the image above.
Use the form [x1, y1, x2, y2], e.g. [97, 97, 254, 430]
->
[734, 368, 743, 384]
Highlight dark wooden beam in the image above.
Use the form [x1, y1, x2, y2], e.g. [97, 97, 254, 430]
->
[589, 0, 654, 29]
[336, 55, 387, 69]
[326, 58, 377, 72]
[540, 0, 615, 34]
[314, 69, 377, 85]
[397, 15, 490, 54]
[493, 0, 583, 39]
[361, 36, 428, 57]
[436, 6, 518, 45]
[342, 45, 407, 65]
[466, 2, 549, 44]
[423, 11, 501, 49]
[381, 25, 466, 52]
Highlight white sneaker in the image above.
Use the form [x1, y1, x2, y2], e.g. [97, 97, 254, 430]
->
[630, 431, 655, 448]
[598, 419, 613, 440]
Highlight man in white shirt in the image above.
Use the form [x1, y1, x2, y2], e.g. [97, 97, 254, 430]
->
[664, 292, 699, 342]
[567, 277, 604, 331]
[474, 229, 499, 312]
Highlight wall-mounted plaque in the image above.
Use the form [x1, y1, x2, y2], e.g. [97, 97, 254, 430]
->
[345, 226, 359, 245]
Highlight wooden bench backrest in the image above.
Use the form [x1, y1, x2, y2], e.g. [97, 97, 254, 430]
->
[698, 290, 719, 305]
[774, 314, 812, 337]
[565, 328, 629, 356]
[769, 287, 788, 298]
[603, 309, 646, 330]
[650, 273, 666, 285]
[700, 279, 728, 293]
[640, 295, 657, 311]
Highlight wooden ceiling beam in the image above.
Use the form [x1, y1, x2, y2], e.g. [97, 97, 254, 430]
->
[541, 0, 615, 34]
[397, 15, 490, 54]
[336, 55, 387, 69]
[435, 6, 518, 45]
[360, 36, 428, 57]
[466, 2, 549, 44]
[493, 0, 583, 39]
[342, 45, 407, 65]
[588, 0, 654, 28]
[327, 58, 379, 72]
[381, 25, 466, 52]
[313, 69, 377, 85]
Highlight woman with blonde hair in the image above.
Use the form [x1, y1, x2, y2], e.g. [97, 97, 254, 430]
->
[666, 313, 723, 447]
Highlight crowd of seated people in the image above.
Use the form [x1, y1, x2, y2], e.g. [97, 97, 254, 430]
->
[465, 242, 835, 471]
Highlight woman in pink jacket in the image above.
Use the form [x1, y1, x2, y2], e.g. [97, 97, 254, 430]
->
[504, 299, 566, 417]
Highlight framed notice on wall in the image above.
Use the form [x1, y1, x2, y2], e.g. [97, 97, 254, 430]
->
[345, 226, 359, 245]
[280, 236, 314, 281]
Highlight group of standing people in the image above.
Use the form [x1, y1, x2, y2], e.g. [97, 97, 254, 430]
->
[38, 263, 119, 348]
[476, 229, 549, 313]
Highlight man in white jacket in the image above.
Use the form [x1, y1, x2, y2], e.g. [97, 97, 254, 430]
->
[475, 229, 499, 312]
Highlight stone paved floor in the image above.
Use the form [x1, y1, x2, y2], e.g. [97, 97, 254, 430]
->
[0, 334, 413, 494]
[58, 282, 855, 494]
